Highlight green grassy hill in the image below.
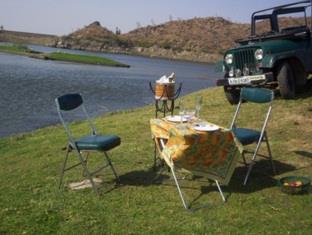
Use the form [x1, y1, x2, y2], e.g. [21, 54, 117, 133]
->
[0, 87, 311, 234]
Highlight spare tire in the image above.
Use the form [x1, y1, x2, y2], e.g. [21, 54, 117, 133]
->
[277, 62, 296, 99]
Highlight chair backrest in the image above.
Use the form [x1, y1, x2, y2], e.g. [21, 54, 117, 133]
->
[230, 88, 274, 130]
[55, 93, 96, 145]
[56, 93, 83, 111]
[240, 87, 274, 103]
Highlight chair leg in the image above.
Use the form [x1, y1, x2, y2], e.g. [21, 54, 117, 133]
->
[241, 151, 247, 167]
[244, 133, 276, 185]
[76, 150, 99, 195]
[170, 166, 189, 210]
[104, 152, 120, 183]
[243, 138, 263, 185]
[82, 152, 90, 177]
[215, 180, 226, 202]
[170, 167, 227, 210]
[59, 145, 70, 189]
[264, 133, 276, 175]
[243, 161, 255, 185]
[153, 141, 157, 171]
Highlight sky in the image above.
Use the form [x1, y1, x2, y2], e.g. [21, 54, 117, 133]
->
[0, 0, 302, 36]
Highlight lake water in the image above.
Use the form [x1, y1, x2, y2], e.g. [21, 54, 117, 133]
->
[0, 45, 221, 137]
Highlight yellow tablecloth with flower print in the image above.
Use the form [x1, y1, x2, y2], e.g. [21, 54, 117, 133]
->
[150, 118, 243, 185]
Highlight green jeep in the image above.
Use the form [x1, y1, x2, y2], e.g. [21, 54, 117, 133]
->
[217, 0, 312, 104]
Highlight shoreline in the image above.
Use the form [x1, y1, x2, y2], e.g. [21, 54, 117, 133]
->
[0, 44, 130, 68]
[0, 87, 216, 139]
[54, 44, 222, 64]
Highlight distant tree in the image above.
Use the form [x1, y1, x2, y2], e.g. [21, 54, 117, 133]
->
[0, 25, 3, 31]
[169, 15, 173, 22]
[151, 19, 156, 26]
[115, 27, 121, 35]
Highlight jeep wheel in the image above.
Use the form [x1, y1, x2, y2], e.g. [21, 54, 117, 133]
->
[277, 62, 295, 99]
[291, 60, 307, 93]
[224, 86, 240, 104]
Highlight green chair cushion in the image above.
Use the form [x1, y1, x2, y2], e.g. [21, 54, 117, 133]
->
[75, 135, 121, 151]
[233, 128, 261, 145]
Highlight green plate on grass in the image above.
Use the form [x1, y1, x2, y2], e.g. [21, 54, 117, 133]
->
[278, 176, 311, 195]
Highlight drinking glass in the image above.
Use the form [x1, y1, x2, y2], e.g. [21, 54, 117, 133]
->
[178, 100, 185, 124]
[185, 109, 195, 122]
[195, 96, 203, 119]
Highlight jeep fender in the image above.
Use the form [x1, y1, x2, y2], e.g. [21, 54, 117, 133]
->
[261, 52, 305, 70]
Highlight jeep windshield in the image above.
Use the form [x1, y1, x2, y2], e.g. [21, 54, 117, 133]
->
[237, 0, 312, 44]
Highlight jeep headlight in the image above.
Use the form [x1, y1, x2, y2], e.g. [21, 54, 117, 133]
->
[225, 54, 233, 65]
[255, 49, 263, 60]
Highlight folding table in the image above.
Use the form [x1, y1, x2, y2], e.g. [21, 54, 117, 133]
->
[150, 118, 242, 210]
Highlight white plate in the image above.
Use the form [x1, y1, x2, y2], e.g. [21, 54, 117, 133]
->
[165, 115, 188, 122]
[193, 123, 219, 131]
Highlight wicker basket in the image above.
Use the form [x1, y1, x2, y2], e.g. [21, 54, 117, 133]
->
[155, 82, 175, 100]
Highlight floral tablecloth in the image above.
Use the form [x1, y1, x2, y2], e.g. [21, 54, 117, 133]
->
[150, 118, 243, 185]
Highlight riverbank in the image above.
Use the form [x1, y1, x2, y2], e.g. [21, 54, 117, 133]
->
[0, 87, 311, 234]
[110, 45, 222, 64]
[0, 44, 130, 67]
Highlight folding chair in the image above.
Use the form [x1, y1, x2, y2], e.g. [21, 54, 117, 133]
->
[55, 93, 121, 195]
[230, 87, 276, 185]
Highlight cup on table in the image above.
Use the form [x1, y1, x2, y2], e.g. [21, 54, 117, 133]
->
[185, 109, 196, 122]
[178, 100, 185, 124]
[195, 95, 203, 119]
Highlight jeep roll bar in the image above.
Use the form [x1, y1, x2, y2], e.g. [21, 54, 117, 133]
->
[251, 0, 312, 35]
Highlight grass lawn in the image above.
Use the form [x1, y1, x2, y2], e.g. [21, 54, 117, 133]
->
[0, 87, 311, 234]
[0, 44, 129, 68]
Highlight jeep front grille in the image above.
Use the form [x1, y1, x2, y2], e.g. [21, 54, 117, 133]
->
[233, 48, 256, 72]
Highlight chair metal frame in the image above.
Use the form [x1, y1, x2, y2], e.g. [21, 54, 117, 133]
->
[230, 88, 276, 185]
[55, 93, 119, 195]
[156, 138, 226, 211]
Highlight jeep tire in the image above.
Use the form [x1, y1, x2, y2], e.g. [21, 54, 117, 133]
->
[291, 60, 307, 92]
[277, 62, 296, 99]
[224, 86, 240, 104]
